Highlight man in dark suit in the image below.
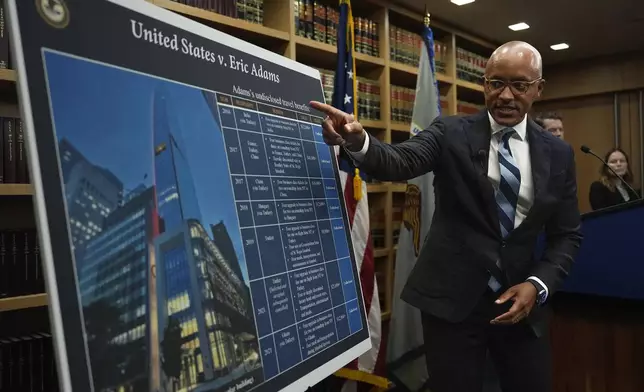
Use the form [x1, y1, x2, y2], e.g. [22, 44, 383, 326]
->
[310, 41, 583, 392]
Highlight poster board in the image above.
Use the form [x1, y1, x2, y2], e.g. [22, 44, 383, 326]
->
[6, 0, 371, 391]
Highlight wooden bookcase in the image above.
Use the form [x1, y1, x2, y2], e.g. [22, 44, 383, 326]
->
[0, 181, 47, 313]
[0, 1, 496, 327]
[146, 0, 495, 322]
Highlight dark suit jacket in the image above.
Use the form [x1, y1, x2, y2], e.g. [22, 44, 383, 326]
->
[589, 180, 640, 211]
[355, 110, 583, 336]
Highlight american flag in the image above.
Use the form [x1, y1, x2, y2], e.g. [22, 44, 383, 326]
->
[331, 0, 388, 390]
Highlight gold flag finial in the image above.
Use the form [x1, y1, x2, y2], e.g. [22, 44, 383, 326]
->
[424, 7, 431, 27]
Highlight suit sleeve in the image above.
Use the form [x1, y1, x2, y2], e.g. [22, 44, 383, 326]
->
[352, 117, 446, 182]
[530, 145, 583, 296]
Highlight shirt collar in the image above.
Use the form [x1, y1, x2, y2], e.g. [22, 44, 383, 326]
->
[487, 111, 527, 141]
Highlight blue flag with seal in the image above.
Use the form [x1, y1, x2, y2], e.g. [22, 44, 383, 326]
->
[386, 21, 441, 392]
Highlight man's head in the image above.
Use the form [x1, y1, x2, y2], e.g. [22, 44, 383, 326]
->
[484, 41, 545, 127]
[534, 112, 564, 139]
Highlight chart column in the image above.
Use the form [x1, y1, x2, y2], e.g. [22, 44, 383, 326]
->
[311, 120, 363, 338]
[216, 93, 281, 380]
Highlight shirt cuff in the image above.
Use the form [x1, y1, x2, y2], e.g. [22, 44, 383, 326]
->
[342, 132, 370, 163]
[526, 276, 549, 301]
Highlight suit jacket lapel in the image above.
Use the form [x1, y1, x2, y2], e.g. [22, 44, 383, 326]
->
[464, 110, 500, 237]
[526, 119, 551, 212]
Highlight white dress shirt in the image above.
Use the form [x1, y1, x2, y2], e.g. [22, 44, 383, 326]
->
[345, 112, 549, 300]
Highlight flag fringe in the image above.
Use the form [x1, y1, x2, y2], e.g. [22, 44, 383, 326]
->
[334, 368, 391, 389]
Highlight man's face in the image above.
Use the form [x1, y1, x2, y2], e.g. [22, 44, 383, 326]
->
[541, 118, 564, 139]
[484, 55, 544, 127]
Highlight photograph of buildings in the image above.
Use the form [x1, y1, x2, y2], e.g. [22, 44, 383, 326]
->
[43, 50, 263, 392]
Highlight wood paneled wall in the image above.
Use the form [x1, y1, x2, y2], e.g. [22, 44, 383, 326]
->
[541, 52, 644, 101]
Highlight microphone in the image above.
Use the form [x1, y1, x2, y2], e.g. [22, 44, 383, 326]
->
[474, 149, 487, 171]
[580, 145, 640, 198]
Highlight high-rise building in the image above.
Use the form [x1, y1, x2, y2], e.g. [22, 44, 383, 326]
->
[58, 138, 123, 256]
[77, 186, 156, 392]
[152, 86, 259, 391]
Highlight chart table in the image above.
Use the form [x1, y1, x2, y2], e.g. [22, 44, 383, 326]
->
[214, 93, 363, 380]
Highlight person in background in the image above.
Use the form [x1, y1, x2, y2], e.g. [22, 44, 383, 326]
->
[589, 147, 640, 210]
[534, 111, 564, 139]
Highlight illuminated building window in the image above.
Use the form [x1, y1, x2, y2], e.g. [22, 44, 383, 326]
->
[167, 291, 190, 316]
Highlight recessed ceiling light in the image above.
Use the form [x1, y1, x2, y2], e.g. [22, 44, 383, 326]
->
[450, 0, 475, 5]
[508, 22, 530, 31]
[550, 43, 570, 50]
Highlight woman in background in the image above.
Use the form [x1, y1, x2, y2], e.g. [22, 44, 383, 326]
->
[589, 147, 640, 210]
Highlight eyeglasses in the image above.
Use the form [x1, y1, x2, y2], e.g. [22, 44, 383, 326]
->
[483, 77, 543, 95]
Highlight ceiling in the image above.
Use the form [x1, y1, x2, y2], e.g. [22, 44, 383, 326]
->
[392, 0, 644, 66]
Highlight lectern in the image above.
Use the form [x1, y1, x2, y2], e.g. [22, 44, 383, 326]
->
[546, 200, 644, 392]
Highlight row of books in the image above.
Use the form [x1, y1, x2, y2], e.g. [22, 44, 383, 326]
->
[353, 16, 380, 57]
[390, 85, 448, 124]
[457, 100, 485, 115]
[294, 1, 380, 57]
[169, 0, 265, 25]
[357, 76, 381, 121]
[321, 72, 483, 123]
[318, 69, 381, 121]
[0, 117, 29, 184]
[456, 47, 488, 85]
[0, 229, 44, 299]
[0, 333, 58, 391]
[389, 26, 448, 74]
[319, 68, 334, 105]
[168, 0, 493, 90]
[295, 1, 339, 46]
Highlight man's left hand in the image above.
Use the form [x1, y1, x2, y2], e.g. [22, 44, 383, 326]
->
[490, 282, 537, 325]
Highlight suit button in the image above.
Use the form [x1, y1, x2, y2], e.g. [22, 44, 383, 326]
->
[501, 241, 506, 248]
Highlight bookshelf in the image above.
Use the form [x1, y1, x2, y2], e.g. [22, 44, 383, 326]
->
[146, 0, 495, 322]
[0, 293, 48, 312]
[0, 1, 495, 327]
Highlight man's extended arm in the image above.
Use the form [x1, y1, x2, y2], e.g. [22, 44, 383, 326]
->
[344, 118, 446, 182]
[530, 145, 583, 299]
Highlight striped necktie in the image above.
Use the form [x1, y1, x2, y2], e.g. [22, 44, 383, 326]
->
[495, 128, 521, 237]
[488, 127, 521, 292]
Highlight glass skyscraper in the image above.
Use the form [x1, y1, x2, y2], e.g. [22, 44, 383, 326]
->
[58, 138, 123, 257]
[77, 186, 156, 392]
[152, 86, 258, 392]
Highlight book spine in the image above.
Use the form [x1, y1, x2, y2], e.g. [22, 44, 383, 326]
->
[10, 231, 17, 296]
[34, 230, 44, 294]
[16, 118, 26, 183]
[372, 20, 379, 57]
[0, 1, 8, 69]
[0, 231, 5, 297]
[389, 26, 395, 62]
[293, 0, 299, 35]
[395, 27, 401, 63]
[236, 0, 245, 21]
[3, 117, 14, 183]
[257, 0, 263, 25]
[298, 0, 307, 37]
[313, 1, 323, 42]
[304, 0, 313, 39]
[373, 81, 380, 120]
